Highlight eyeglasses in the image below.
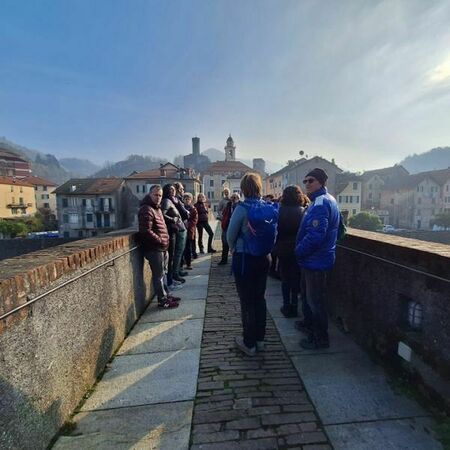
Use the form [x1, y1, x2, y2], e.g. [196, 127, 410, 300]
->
[303, 178, 317, 184]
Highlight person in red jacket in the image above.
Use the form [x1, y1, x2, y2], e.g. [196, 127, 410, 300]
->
[138, 184, 179, 308]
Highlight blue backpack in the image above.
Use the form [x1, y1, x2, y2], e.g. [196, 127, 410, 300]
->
[240, 200, 278, 256]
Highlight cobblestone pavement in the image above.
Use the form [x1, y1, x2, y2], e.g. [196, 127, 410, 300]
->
[190, 253, 331, 450]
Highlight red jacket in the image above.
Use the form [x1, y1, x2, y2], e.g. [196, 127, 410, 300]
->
[185, 204, 198, 240]
[138, 195, 169, 252]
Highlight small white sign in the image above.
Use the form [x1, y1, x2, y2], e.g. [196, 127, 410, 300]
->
[398, 341, 412, 362]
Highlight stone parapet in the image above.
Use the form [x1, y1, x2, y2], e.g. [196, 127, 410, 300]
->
[0, 230, 153, 449]
[330, 228, 450, 409]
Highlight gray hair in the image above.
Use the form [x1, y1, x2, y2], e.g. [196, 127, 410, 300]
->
[150, 184, 162, 192]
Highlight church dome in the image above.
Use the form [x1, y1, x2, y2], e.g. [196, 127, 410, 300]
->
[226, 134, 234, 145]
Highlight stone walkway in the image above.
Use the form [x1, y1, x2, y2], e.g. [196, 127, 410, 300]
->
[190, 256, 330, 450]
[52, 248, 212, 450]
[52, 230, 443, 450]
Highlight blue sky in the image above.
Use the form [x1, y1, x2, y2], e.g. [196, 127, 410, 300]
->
[1, 0, 450, 171]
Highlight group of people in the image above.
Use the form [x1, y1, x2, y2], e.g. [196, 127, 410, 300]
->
[137, 182, 216, 309]
[137, 166, 341, 353]
[219, 167, 340, 354]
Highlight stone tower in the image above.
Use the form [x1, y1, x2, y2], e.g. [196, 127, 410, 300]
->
[224, 134, 236, 161]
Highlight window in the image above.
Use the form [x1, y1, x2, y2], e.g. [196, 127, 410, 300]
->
[82, 199, 86, 207]
[69, 197, 77, 206]
[69, 214, 78, 224]
[214, 205, 218, 212]
[44, 203, 50, 208]
[356, 196, 359, 203]
[41, 194, 45, 199]
[63, 231, 70, 238]
[209, 179, 214, 187]
[11, 208, 18, 214]
[345, 196, 349, 203]
[142, 185, 146, 193]
[136, 185, 140, 193]
[349, 196, 353, 203]
[19, 186, 23, 193]
[353, 182, 357, 190]
[390, 198, 394, 205]
[10, 185, 14, 192]
[104, 214, 110, 227]
[19, 197, 24, 205]
[352, 209, 357, 215]
[211, 191, 215, 199]
[420, 186, 424, 192]
[43, 186, 48, 191]
[63, 214, 69, 223]
[62, 198, 68, 207]
[369, 193, 372, 199]
[78, 230, 84, 238]
[207, 192, 210, 199]
[338, 196, 342, 203]
[86, 213, 93, 222]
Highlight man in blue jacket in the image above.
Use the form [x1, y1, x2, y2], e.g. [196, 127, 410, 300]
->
[295, 168, 340, 349]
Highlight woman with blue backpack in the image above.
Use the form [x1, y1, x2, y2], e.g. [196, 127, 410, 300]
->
[227, 173, 278, 356]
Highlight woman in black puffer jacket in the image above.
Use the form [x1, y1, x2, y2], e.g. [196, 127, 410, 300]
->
[194, 193, 216, 254]
[274, 185, 309, 318]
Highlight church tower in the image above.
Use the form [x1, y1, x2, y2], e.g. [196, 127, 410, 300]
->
[224, 134, 236, 161]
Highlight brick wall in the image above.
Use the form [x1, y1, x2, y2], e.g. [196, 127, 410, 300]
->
[0, 231, 153, 449]
[329, 229, 450, 408]
[0, 237, 77, 261]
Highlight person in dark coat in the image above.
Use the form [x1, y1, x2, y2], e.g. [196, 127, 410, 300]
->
[194, 193, 216, 254]
[161, 184, 187, 286]
[182, 192, 198, 269]
[138, 184, 179, 308]
[218, 192, 241, 265]
[274, 185, 309, 317]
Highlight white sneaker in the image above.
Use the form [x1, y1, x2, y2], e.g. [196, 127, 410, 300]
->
[235, 337, 256, 356]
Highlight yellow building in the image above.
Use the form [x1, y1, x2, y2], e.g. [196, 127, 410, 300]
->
[0, 177, 37, 218]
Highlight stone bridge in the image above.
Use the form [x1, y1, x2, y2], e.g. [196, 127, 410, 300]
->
[0, 225, 448, 449]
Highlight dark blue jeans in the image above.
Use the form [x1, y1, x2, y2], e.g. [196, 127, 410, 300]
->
[232, 253, 270, 348]
[278, 254, 300, 311]
[301, 269, 329, 342]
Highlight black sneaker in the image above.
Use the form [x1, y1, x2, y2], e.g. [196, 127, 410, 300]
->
[172, 275, 186, 283]
[208, 248, 217, 253]
[294, 320, 313, 335]
[217, 260, 227, 266]
[300, 337, 330, 350]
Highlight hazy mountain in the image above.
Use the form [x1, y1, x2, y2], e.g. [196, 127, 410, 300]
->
[93, 154, 168, 178]
[202, 147, 224, 162]
[0, 136, 70, 184]
[60, 158, 101, 177]
[202, 147, 282, 174]
[400, 147, 450, 174]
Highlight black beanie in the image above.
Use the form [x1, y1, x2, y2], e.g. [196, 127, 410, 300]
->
[306, 168, 328, 185]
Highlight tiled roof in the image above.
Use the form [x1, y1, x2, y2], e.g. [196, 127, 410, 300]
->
[268, 156, 343, 177]
[361, 165, 409, 181]
[384, 168, 450, 191]
[23, 175, 57, 186]
[53, 178, 124, 195]
[0, 176, 34, 187]
[335, 172, 362, 195]
[0, 149, 29, 162]
[205, 160, 253, 174]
